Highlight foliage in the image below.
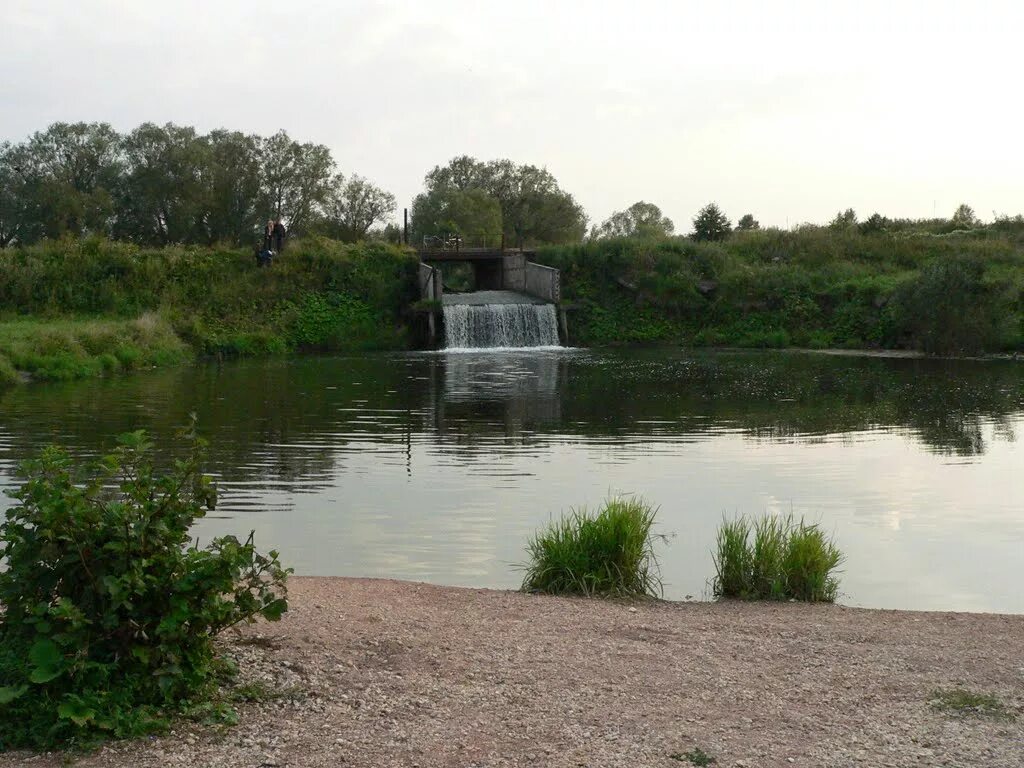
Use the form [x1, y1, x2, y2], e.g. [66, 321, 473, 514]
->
[0, 238, 418, 382]
[411, 155, 587, 246]
[0, 122, 386, 247]
[0, 314, 190, 382]
[0, 425, 291, 750]
[951, 203, 980, 230]
[889, 255, 1006, 354]
[712, 514, 843, 602]
[829, 208, 858, 230]
[691, 203, 731, 242]
[593, 201, 675, 239]
[521, 496, 663, 598]
[670, 748, 716, 765]
[930, 689, 1015, 720]
[736, 214, 759, 231]
[539, 227, 1024, 355]
[859, 212, 890, 235]
[410, 187, 503, 245]
[257, 130, 335, 234]
[314, 174, 396, 242]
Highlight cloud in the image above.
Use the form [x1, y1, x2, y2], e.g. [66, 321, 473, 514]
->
[3, 0, 1024, 228]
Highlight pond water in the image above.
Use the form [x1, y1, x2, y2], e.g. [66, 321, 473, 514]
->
[0, 348, 1021, 613]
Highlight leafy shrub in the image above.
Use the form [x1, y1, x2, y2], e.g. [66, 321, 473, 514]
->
[0, 424, 290, 750]
[521, 496, 663, 597]
[712, 514, 843, 602]
[889, 255, 1008, 354]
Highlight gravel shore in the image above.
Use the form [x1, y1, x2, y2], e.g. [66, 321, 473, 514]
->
[6, 577, 1023, 767]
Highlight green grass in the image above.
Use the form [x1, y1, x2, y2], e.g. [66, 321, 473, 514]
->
[713, 514, 843, 602]
[521, 496, 664, 598]
[930, 688, 1015, 720]
[670, 748, 716, 765]
[229, 681, 303, 704]
[539, 229, 1024, 354]
[0, 314, 192, 382]
[0, 237, 419, 385]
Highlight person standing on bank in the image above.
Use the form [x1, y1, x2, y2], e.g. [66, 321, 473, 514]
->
[263, 220, 274, 251]
[272, 218, 287, 252]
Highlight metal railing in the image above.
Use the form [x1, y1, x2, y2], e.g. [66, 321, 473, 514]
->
[419, 232, 506, 252]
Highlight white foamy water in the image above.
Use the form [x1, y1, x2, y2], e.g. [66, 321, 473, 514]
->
[442, 302, 559, 348]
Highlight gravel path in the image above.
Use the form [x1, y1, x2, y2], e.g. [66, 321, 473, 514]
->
[7, 577, 1023, 767]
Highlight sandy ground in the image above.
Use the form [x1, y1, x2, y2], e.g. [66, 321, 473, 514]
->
[6, 577, 1023, 768]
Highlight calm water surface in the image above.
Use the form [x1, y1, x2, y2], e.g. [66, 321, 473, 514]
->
[0, 348, 1021, 613]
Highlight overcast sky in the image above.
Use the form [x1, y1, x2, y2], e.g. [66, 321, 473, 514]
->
[4, 0, 1023, 230]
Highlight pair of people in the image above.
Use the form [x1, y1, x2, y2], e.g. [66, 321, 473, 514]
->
[262, 219, 287, 253]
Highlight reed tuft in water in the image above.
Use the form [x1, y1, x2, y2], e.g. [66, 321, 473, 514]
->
[522, 496, 663, 598]
[713, 514, 843, 602]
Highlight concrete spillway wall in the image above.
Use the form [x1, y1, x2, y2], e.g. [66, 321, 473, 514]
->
[415, 250, 566, 347]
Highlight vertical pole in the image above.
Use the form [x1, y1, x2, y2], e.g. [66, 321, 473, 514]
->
[403, 208, 408, 245]
[501, 232, 505, 251]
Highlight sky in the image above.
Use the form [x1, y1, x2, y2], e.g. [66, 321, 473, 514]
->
[3, 0, 1023, 230]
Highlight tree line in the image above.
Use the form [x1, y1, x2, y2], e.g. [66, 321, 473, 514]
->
[0, 122, 396, 248]
[2, 122, 1020, 251]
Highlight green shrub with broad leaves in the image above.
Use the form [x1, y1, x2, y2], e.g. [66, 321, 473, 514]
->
[0, 423, 291, 750]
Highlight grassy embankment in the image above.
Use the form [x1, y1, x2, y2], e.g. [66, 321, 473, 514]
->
[3, 227, 1024, 385]
[0, 238, 418, 383]
[540, 227, 1024, 354]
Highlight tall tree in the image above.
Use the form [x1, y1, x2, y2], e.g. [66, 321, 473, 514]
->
[829, 208, 858, 230]
[259, 131, 334, 234]
[19, 122, 122, 239]
[415, 156, 587, 246]
[0, 143, 35, 247]
[410, 187, 502, 245]
[115, 123, 209, 245]
[951, 203, 980, 229]
[736, 213, 760, 231]
[691, 203, 731, 242]
[594, 201, 674, 239]
[202, 129, 264, 245]
[859, 212, 890, 235]
[319, 174, 396, 241]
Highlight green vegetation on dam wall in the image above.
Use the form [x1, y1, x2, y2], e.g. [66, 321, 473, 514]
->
[540, 228, 1024, 355]
[0, 238, 418, 383]
[1, 226, 1024, 385]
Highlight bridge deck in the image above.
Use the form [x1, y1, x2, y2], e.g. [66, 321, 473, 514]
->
[417, 247, 535, 262]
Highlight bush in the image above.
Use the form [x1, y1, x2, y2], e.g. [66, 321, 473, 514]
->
[0, 423, 290, 750]
[712, 514, 843, 602]
[889, 255, 1008, 354]
[521, 496, 663, 598]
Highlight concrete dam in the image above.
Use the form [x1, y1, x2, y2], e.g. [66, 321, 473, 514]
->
[416, 246, 566, 350]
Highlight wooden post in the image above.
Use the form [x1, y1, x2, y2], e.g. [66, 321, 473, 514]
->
[403, 208, 408, 245]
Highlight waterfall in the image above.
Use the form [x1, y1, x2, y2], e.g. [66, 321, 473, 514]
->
[442, 301, 560, 349]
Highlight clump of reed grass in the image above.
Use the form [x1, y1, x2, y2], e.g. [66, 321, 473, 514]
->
[713, 514, 843, 602]
[521, 495, 663, 598]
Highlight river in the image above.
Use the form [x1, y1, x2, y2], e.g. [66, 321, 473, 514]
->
[0, 348, 1021, 612]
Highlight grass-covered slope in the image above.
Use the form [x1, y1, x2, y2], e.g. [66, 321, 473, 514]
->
[0, 237, 418, 382]
[541, 228, 1024, 354]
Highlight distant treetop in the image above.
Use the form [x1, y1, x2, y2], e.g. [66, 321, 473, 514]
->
[593, 201, 675, 240]
[692, 203, 731, 242]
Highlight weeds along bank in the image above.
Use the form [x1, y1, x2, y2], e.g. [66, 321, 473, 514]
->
[0, 238, 418, 382]
[3, 229, 1024, 386]
[540, 228, 1024, 354]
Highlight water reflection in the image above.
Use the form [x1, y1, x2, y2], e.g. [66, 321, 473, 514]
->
[0, 349, 1021, 612]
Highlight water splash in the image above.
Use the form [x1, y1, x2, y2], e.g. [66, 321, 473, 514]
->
[443, 302, 560, 349]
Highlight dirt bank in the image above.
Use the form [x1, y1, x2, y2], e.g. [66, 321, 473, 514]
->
[6, 578, 1023, 767]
